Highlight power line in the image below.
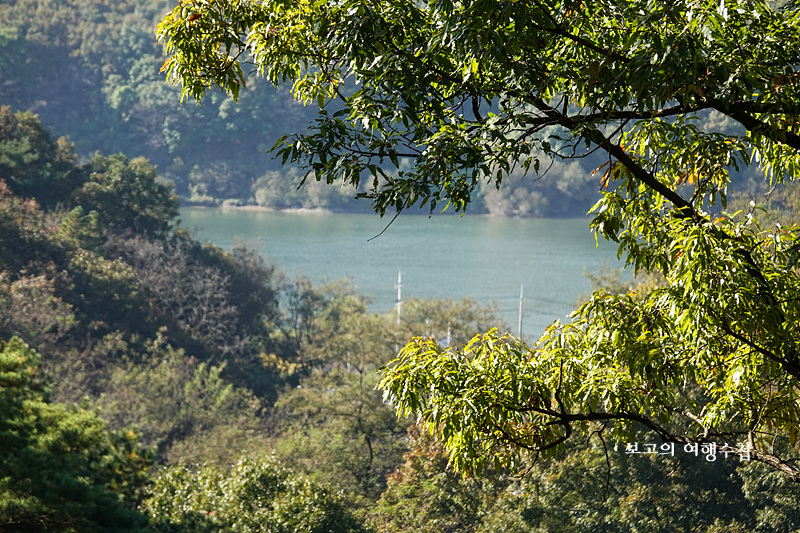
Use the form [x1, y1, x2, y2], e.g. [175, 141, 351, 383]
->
[395, 269, 402, 327]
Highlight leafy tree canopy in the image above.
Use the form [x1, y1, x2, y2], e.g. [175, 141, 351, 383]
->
[144, 456, 369, 533]
[159, 0, 800, 480]
[0, 105, 83, 209]
[0, 337, 152, 533]
[76, 153, 178, 236]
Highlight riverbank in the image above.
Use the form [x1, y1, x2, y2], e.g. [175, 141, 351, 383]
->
[179, 199, 335, 215]
[178, 199, 590, 219]
[223, 204, 334, 215]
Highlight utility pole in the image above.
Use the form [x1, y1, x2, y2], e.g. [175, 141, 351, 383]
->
[518, 284, 524, 338]
[395, 269, 402, 327]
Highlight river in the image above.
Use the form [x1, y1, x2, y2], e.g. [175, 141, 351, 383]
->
[179, 208, 627, 339]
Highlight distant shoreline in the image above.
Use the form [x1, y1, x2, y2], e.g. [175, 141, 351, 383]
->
[178, 200, 590, 219]
[181, 202, 486, 217]
[222, 204, 334, 215]
[179, 200, 334, 215]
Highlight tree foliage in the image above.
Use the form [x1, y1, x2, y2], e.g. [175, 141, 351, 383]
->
[0, 108, 283, 466]
[76, 153, 178, 236]
[372, 422, 800, 533]
[94, 335, 265, 465]
[267, 286, 502, 508]
[144, 457, 369, 533]
[369, 424, 499, 533]
[158, 0, 800, 480]
[0, 337, 152, 533]
[5, 0, 750, 211]
[0, 0, 325, 206]
[0, 105, 82, 209]
[271, 286, 408, 505]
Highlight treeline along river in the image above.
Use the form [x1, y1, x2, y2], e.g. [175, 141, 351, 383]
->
[179, 208, 625, 338]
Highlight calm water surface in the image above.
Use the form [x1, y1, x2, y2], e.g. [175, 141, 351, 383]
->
[179, 208, 625, 338]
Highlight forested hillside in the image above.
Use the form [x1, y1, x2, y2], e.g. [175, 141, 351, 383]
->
[0, 0, 315, 207]
[0, 104, 496, 528]
[0, 0, 755, 215]
[5, 0, 800, 529]
[4, 105, 800, 531]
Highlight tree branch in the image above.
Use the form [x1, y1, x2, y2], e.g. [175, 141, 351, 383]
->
[527, 97, 700, 219]
[496, 401, 800, 480]
[710, 99, 800, 152]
